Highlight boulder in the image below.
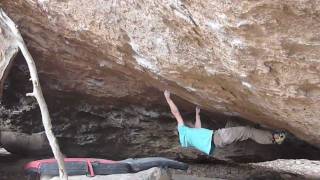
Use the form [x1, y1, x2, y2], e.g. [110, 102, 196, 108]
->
[43, 167, 171, 180]
[171, 159, 320, 180]
[0, 0, 320, 161]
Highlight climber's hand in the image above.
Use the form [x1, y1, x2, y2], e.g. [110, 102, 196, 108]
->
[164, 90, 171, 99]
[196, 106, 200, 114]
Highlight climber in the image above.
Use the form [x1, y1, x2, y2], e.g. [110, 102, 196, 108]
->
[164, 90, 286, 155]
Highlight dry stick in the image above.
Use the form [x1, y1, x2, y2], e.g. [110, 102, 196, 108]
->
[0, 9, 68, 180]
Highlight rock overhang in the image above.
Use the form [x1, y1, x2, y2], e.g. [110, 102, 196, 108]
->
[0, 0, 320, 154]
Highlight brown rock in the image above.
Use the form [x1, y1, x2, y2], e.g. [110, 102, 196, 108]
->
[0, 0, 320, 160]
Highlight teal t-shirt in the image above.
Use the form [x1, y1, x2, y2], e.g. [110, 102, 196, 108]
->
[177, 125, 215, 155]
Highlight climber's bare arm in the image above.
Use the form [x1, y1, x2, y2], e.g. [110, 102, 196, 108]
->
[164, 90, 184, 126]
[195, 106, 201, 128]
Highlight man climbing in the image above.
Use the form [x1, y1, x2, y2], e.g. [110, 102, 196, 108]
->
[164, 90, 286, 155]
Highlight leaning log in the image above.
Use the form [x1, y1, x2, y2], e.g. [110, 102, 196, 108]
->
[0, 8, 68, 180]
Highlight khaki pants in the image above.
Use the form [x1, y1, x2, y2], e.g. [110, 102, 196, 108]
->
[213, 126, 273, 148]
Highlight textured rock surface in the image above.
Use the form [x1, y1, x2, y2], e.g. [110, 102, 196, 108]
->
[0, 0, 320, 160]
[252, 159, 320, 179]
[0, 15, 18, 96]
[171, 159, 320, 180]
[47, 167, 171, 180]
[2, 58, 320, 162]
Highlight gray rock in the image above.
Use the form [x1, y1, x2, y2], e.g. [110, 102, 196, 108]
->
[42, 167, 171, 180]
[1, 0, 320, 162]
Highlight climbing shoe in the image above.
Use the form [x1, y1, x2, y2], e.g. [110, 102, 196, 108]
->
[273, 132, 286, 144]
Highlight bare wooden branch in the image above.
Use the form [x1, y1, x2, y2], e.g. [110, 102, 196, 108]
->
[26, 92, 35, 97]
[0, 8, 68, 180]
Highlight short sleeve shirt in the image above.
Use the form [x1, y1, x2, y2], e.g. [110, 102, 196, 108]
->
[177, 125, 214, 155]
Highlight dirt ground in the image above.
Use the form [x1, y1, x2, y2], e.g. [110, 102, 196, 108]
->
[1, 148, 320, 180]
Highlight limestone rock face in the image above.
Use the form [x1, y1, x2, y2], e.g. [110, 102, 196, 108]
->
[0, 0, 320, 159]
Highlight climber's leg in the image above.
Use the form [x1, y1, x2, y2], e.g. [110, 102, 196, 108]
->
[213, 126, 274, 148]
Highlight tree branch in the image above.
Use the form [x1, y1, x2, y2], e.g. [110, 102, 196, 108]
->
[0, 8, 68, 180]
